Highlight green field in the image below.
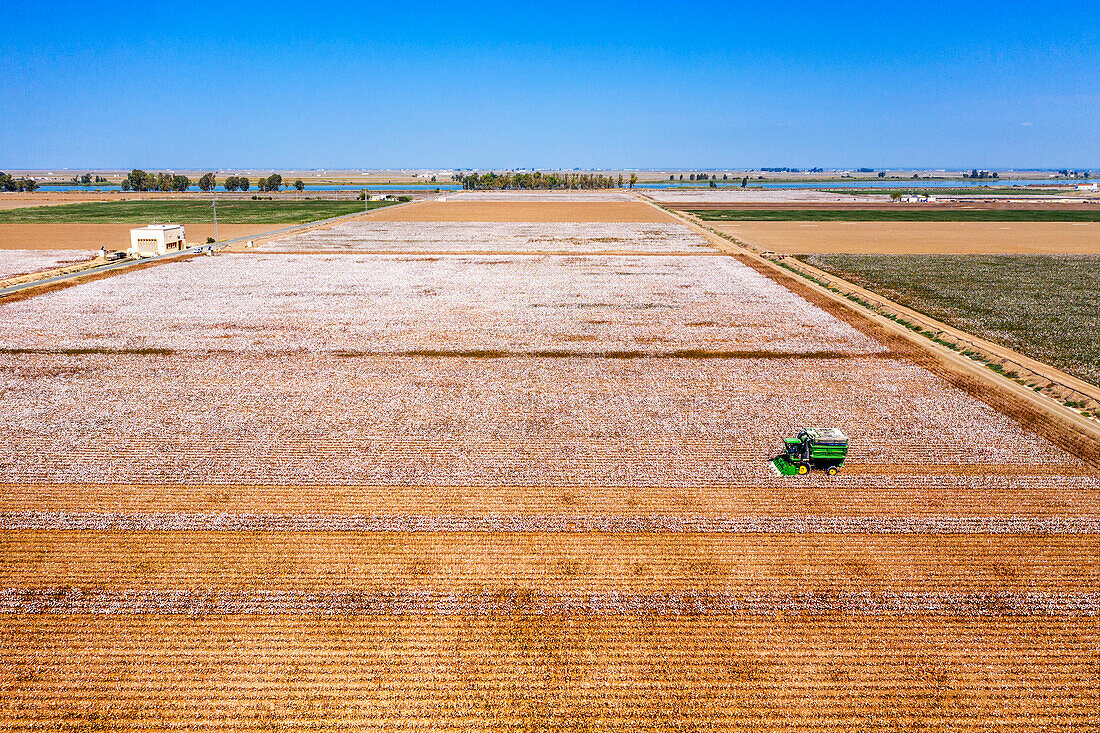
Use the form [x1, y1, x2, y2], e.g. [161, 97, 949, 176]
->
[691, 209, 1100, 222]
[802, 254, 1100, 386]
[0, 199, 398, 224]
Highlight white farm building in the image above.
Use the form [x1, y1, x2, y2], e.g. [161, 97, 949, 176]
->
[129, 224, 186, 257]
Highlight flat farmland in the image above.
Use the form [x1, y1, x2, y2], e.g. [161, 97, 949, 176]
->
[0, 223, 276, 250]
[0, 199, 388, 224]
[712, 221, 1100, 254]
[371, 199, 669, 222]
[803, 254, 1100, 386]
[1, 212, 1097, 730]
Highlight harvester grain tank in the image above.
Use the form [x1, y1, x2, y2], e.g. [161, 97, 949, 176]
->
[775, 427, 848, 475]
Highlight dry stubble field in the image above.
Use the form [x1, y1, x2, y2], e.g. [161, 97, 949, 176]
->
[0, 201, 1097, 731]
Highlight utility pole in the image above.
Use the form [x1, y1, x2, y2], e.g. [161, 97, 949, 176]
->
[212, 189, 219, 244]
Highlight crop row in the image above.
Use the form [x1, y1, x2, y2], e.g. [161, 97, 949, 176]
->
[3, 531, 1095, 594]
[261, 221, 708, 252]
[4, 512, 1098, 533]
[1, 614, 1096, 731]
[3, 588, 1098, 615]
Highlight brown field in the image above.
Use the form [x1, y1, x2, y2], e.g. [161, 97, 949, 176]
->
[1, 211, 1097, 729]
[0, 192, 124, 211]
[2, 615, 1095, 731]
[371, 199, 672, 222]
[712, 221, 1100, 254]
[3, 531, 1097, 594]
[0, 223, 277, 250]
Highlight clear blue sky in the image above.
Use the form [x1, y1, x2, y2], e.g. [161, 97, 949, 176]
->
[1, 1, 1097, 170]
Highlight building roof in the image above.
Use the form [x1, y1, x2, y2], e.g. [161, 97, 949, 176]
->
[131, 224, 184, 232]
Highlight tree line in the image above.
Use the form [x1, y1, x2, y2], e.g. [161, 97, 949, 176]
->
[70, 173, 109, 184]
[120, 170, 306, 192]
[121, 170, 192, 192]
[452, 171, 637, 189]
[0, 172, 39, 192]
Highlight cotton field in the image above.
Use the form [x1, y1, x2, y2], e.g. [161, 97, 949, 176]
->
[0, 351, 1089, 493]
[0, 251, 883, 356]
[261, 221, 716, 253]
[2, 203, 1098, 732]
[0, 249, 94, 280]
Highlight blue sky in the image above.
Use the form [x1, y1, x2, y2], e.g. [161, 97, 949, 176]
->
[1, 1, 1097, 169]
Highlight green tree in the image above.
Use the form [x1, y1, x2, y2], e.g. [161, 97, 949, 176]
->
[629, 173, 638, 189]
[238, 177, 250, 192]
[618, 174, 624, 188]
[265, 174, 283, 191]
[223, 175, 239, 192]
[172, 175, 191, 192]
[197, 173, 217, 192]
[122, 169, 151, 192]
[294, 179, 304, 191]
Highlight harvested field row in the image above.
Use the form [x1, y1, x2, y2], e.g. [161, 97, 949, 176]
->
[0, 253, 882, 355]
[370, 200, 671, 222]
[6, 474, 1097, 516]
[3, 532, 1096, 594]
[259, 221, 716, 254]
[0, 249, 93, 279]
[711, 221, 1100, 254]
[1, 615, 1096, 730]
[4, 511, 1100, 533]
[3, 589, 1098, 615]
[2, 353, 1086, 494]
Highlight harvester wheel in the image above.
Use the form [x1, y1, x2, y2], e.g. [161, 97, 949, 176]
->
[798, 463, 809, 475]
[827, 466, 839, 476]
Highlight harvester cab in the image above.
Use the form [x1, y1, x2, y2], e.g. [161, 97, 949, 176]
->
[774, 427, 848, 476]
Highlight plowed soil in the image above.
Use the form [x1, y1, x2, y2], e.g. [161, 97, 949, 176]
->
[1, 615, 1096, 731]
[713, 221, 1100, 254]
[3, 531, 1096, 594]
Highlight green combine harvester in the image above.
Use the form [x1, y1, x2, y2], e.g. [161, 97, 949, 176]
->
[771, 427, 848, 476]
